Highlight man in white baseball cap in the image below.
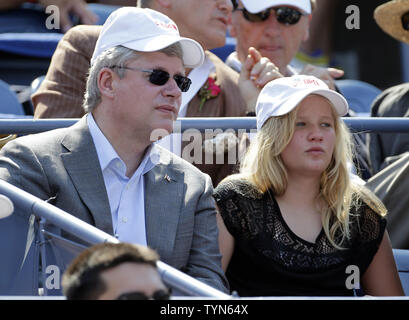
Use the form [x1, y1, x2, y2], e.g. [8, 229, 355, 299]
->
[90, 7, 204, 67]
[256, 74, 348, 130]
[0, 7, 229, 294]
[227, 0, 344, 93]
[32, 0, 274, 188]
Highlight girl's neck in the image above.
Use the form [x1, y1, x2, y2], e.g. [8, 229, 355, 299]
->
[279, 174, 321, 208]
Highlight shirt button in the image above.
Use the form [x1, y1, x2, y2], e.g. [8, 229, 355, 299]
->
[122, 217, 128, 223]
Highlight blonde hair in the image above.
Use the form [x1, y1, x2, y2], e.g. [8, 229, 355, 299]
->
[236, 96, 386, 249]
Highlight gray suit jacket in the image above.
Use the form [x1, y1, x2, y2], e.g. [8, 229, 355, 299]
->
[0, 117, 228, 292]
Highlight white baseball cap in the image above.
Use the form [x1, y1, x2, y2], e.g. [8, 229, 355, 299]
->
[256, 75, 349, 130]
[91, 7, 205, 68]
[240, 0, 312, 14]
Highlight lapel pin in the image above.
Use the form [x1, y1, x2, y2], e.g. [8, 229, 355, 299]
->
[164, 174, 171, 182]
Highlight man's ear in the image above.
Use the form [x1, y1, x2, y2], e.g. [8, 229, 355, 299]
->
[303, 28, 310, 42]
[98, 68, 116, 99]
[303, 15, 312, 42]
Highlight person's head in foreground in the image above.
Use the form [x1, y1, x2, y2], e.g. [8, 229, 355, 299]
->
[62, 242, 170, 300]
[230, 0, 315, 74]
[84, 7, 204, 144]
[241, 74, 386, 249]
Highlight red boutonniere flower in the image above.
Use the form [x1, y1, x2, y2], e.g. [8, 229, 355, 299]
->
[198, 77, 221, 111]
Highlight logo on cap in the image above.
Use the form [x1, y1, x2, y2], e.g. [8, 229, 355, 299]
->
[155, 21, 178, 32]
[291, 77, 321, 88]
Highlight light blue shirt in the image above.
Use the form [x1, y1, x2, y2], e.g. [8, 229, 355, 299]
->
[87, 114, 158, 245]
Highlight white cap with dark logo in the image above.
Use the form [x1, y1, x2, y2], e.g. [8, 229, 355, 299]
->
[256, 75, 349, 130]
[91, 7, 205, 68]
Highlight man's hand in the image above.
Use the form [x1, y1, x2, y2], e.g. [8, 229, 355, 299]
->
[300, 64, 344, 91]
[39, 0, 98, 32]
[238, 47, 283, 113]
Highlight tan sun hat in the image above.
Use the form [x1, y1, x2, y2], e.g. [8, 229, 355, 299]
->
[374, 0, 409, 44]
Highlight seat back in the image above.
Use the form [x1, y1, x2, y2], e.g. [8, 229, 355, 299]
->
[0, 194, 85, 296]
[0, 79, 25, 116]
[0, 201, 39, 295]
[393, 249, 409, 296]
[210, 35, 236, 62]
[335, 79, 382, 116]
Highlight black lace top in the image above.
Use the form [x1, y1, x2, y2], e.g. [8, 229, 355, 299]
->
[213, 178, 386, 297]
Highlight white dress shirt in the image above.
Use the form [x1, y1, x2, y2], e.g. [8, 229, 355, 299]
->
[87, 114, 158, 245]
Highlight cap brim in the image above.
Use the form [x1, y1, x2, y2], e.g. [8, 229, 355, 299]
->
[374, 0, 409, 44]
[257, 89, 348, 129]
[283, 89, 349, 117]
[122, 34, 204, 68]
[243, 0, 311, 14]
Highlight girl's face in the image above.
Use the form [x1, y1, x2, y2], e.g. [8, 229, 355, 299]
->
[280, 95, 336, 178]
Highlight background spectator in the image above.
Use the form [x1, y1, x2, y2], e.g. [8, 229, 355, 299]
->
[367, 0, 409, 175]
[226, 0, 344, 93]
[366, 0, 409, 249]
[0, 0, 98, 33]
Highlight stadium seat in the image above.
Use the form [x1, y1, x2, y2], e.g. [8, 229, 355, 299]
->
[0, 79, 25, 116]
[30, 75, 45, 95]
[0, 180, 228, 298]
[0, 33, 62, 59]
[335, 79, 382, 116]
[210, 36, 236, 62]
[0, 191, 85, 296]
[0, 200, 39, 295]
[393, 249, 409, 295]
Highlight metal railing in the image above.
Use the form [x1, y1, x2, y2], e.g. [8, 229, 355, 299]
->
[0, 179, 231, 299]
[1, 117, 409, 134]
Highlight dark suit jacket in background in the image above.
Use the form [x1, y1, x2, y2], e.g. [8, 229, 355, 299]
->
[368, 83, 409, 175]
[0, 116, 229, 292]
[366, 152, 409, 249]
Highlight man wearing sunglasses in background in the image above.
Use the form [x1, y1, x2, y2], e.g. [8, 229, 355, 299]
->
[62, 242, 170, 300]
[227, 0, 344, 94]
[0, 7, 229, 293]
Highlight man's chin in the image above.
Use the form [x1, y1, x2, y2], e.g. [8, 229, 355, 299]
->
[149, 125, 174, 143]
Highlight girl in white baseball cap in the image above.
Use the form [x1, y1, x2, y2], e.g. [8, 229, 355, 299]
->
[213, 75, 403, 297]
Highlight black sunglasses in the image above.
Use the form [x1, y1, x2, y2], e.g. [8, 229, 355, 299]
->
[233, 4, 306, 25]
[116, 288, 171, 300]
[402, 11, 409, 31]
[111, 66, 192, 92]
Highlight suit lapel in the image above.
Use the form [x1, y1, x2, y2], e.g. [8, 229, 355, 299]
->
[60, 117, 113, 235]
[144, 149, 184, 261]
